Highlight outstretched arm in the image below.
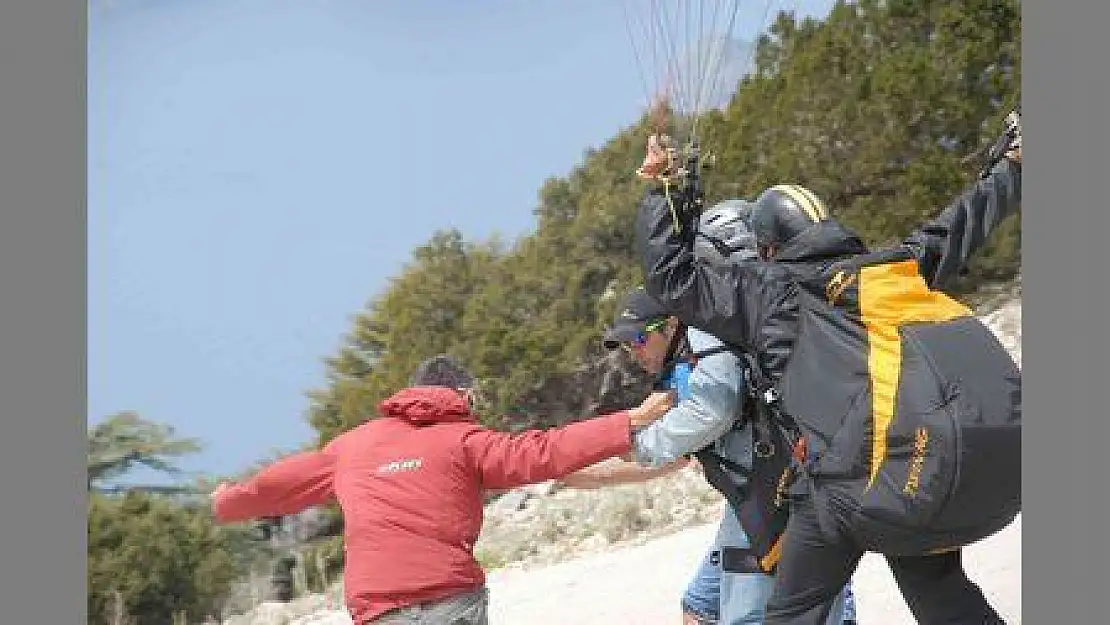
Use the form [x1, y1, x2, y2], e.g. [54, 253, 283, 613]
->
[463, 411, 633, 491]
[902, 156, 1022, 289]
[461, 392, 673, 490]
[211, 449, 336, 523]
[559, 456, 693, 489]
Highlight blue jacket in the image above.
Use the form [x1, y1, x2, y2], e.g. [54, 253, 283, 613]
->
[631, 328, 754, 486]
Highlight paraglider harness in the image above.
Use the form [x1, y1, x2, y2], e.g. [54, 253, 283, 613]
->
[653, 323, 808, 575]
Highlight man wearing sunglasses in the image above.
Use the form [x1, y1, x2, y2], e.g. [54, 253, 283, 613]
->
[594, 286, 852, 625]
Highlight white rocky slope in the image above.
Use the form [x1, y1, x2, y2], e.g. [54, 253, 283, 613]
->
[223, 295, 1023, 625]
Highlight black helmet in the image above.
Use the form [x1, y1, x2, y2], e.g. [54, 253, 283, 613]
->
[750, 184, 830, 247]
[694, 199, 759, 265]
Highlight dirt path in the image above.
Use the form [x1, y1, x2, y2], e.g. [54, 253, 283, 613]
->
[485, 515, 1022, 624]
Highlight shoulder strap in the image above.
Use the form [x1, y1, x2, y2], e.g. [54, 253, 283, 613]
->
[652, 324, 691, 391]
[718, 343, 808, 463]
[681, 336, 804, 463]
[695, 447, 754, 479]
[688, 341, 773, 412]
[690, 345, 733, 363]
[827, 246, 915, 276]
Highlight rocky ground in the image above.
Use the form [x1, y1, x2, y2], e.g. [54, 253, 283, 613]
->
[220, 288, 1022, 625]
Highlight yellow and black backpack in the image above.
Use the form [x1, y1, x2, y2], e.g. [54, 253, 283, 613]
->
[777, 246, 1022, 555]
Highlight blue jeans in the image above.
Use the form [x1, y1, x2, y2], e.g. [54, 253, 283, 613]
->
[682, 508, 852, 625]
[682, 544, 722, 623]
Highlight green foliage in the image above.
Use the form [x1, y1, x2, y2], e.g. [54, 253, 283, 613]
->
[699, 0, 1021, 289]
[299, 535, 346, 593]
[87, 413, 266, 624]
[88, 411, 201, 490]
[306, 0, 1022, 448]
[88, 492, 246, 625]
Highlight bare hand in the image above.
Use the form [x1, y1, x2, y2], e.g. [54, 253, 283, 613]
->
[1006, 145, 1021, 164]
[637, 134, 677, 180]
[210, 482, 231, 500]
[629, 390, 675, 427]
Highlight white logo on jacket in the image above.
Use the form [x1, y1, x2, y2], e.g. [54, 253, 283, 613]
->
[377, 458, 423, 474]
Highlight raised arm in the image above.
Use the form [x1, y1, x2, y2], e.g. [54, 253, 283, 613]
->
[635, 181, 785, 354]
[902, 157, 1022, 289]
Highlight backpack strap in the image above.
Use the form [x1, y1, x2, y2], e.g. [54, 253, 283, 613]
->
[674, 334, 806, 470]
[690, 345, 733, 362]
[696, 447, 755, 479]
[652, 322, 692, 391]
[826, 246, 915, 277]
[690, 340, 800, 476]
[731, 348, 810, 463]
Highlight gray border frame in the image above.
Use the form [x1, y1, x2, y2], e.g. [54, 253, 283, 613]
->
[1023, 2, 1110, 624]
[1, 1, 87, 622]
[4, 1, 1110, 624]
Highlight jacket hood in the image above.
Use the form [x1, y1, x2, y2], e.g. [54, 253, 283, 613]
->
[774, 219, 870, 263]
[378, 386, 477, 426]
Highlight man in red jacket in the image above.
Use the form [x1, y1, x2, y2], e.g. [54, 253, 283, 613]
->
[211, 354, 672, 624]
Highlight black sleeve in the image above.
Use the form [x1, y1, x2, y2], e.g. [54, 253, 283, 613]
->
[634, 182, 772, 353]
[902, 158, 1022, 289]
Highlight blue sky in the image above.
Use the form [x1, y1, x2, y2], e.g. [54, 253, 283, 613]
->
[88, 0, 835, 482]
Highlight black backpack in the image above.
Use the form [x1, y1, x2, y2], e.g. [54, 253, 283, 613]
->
[774, 248, 1022, 554]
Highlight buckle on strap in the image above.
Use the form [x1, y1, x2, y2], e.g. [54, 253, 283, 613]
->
[719, 547, 768, 574]
[761, 387, 780, 406]
[753, 440, 775, 459]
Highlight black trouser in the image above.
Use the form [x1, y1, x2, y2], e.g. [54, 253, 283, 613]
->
[763, 496, 1006, 625]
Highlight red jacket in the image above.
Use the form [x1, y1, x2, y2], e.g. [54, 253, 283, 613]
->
[212, 386, 632, 623]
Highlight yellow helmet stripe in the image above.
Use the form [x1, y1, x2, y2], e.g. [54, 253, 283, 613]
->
[771, 184, 826, 223]
[796, 185, 829, 219]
